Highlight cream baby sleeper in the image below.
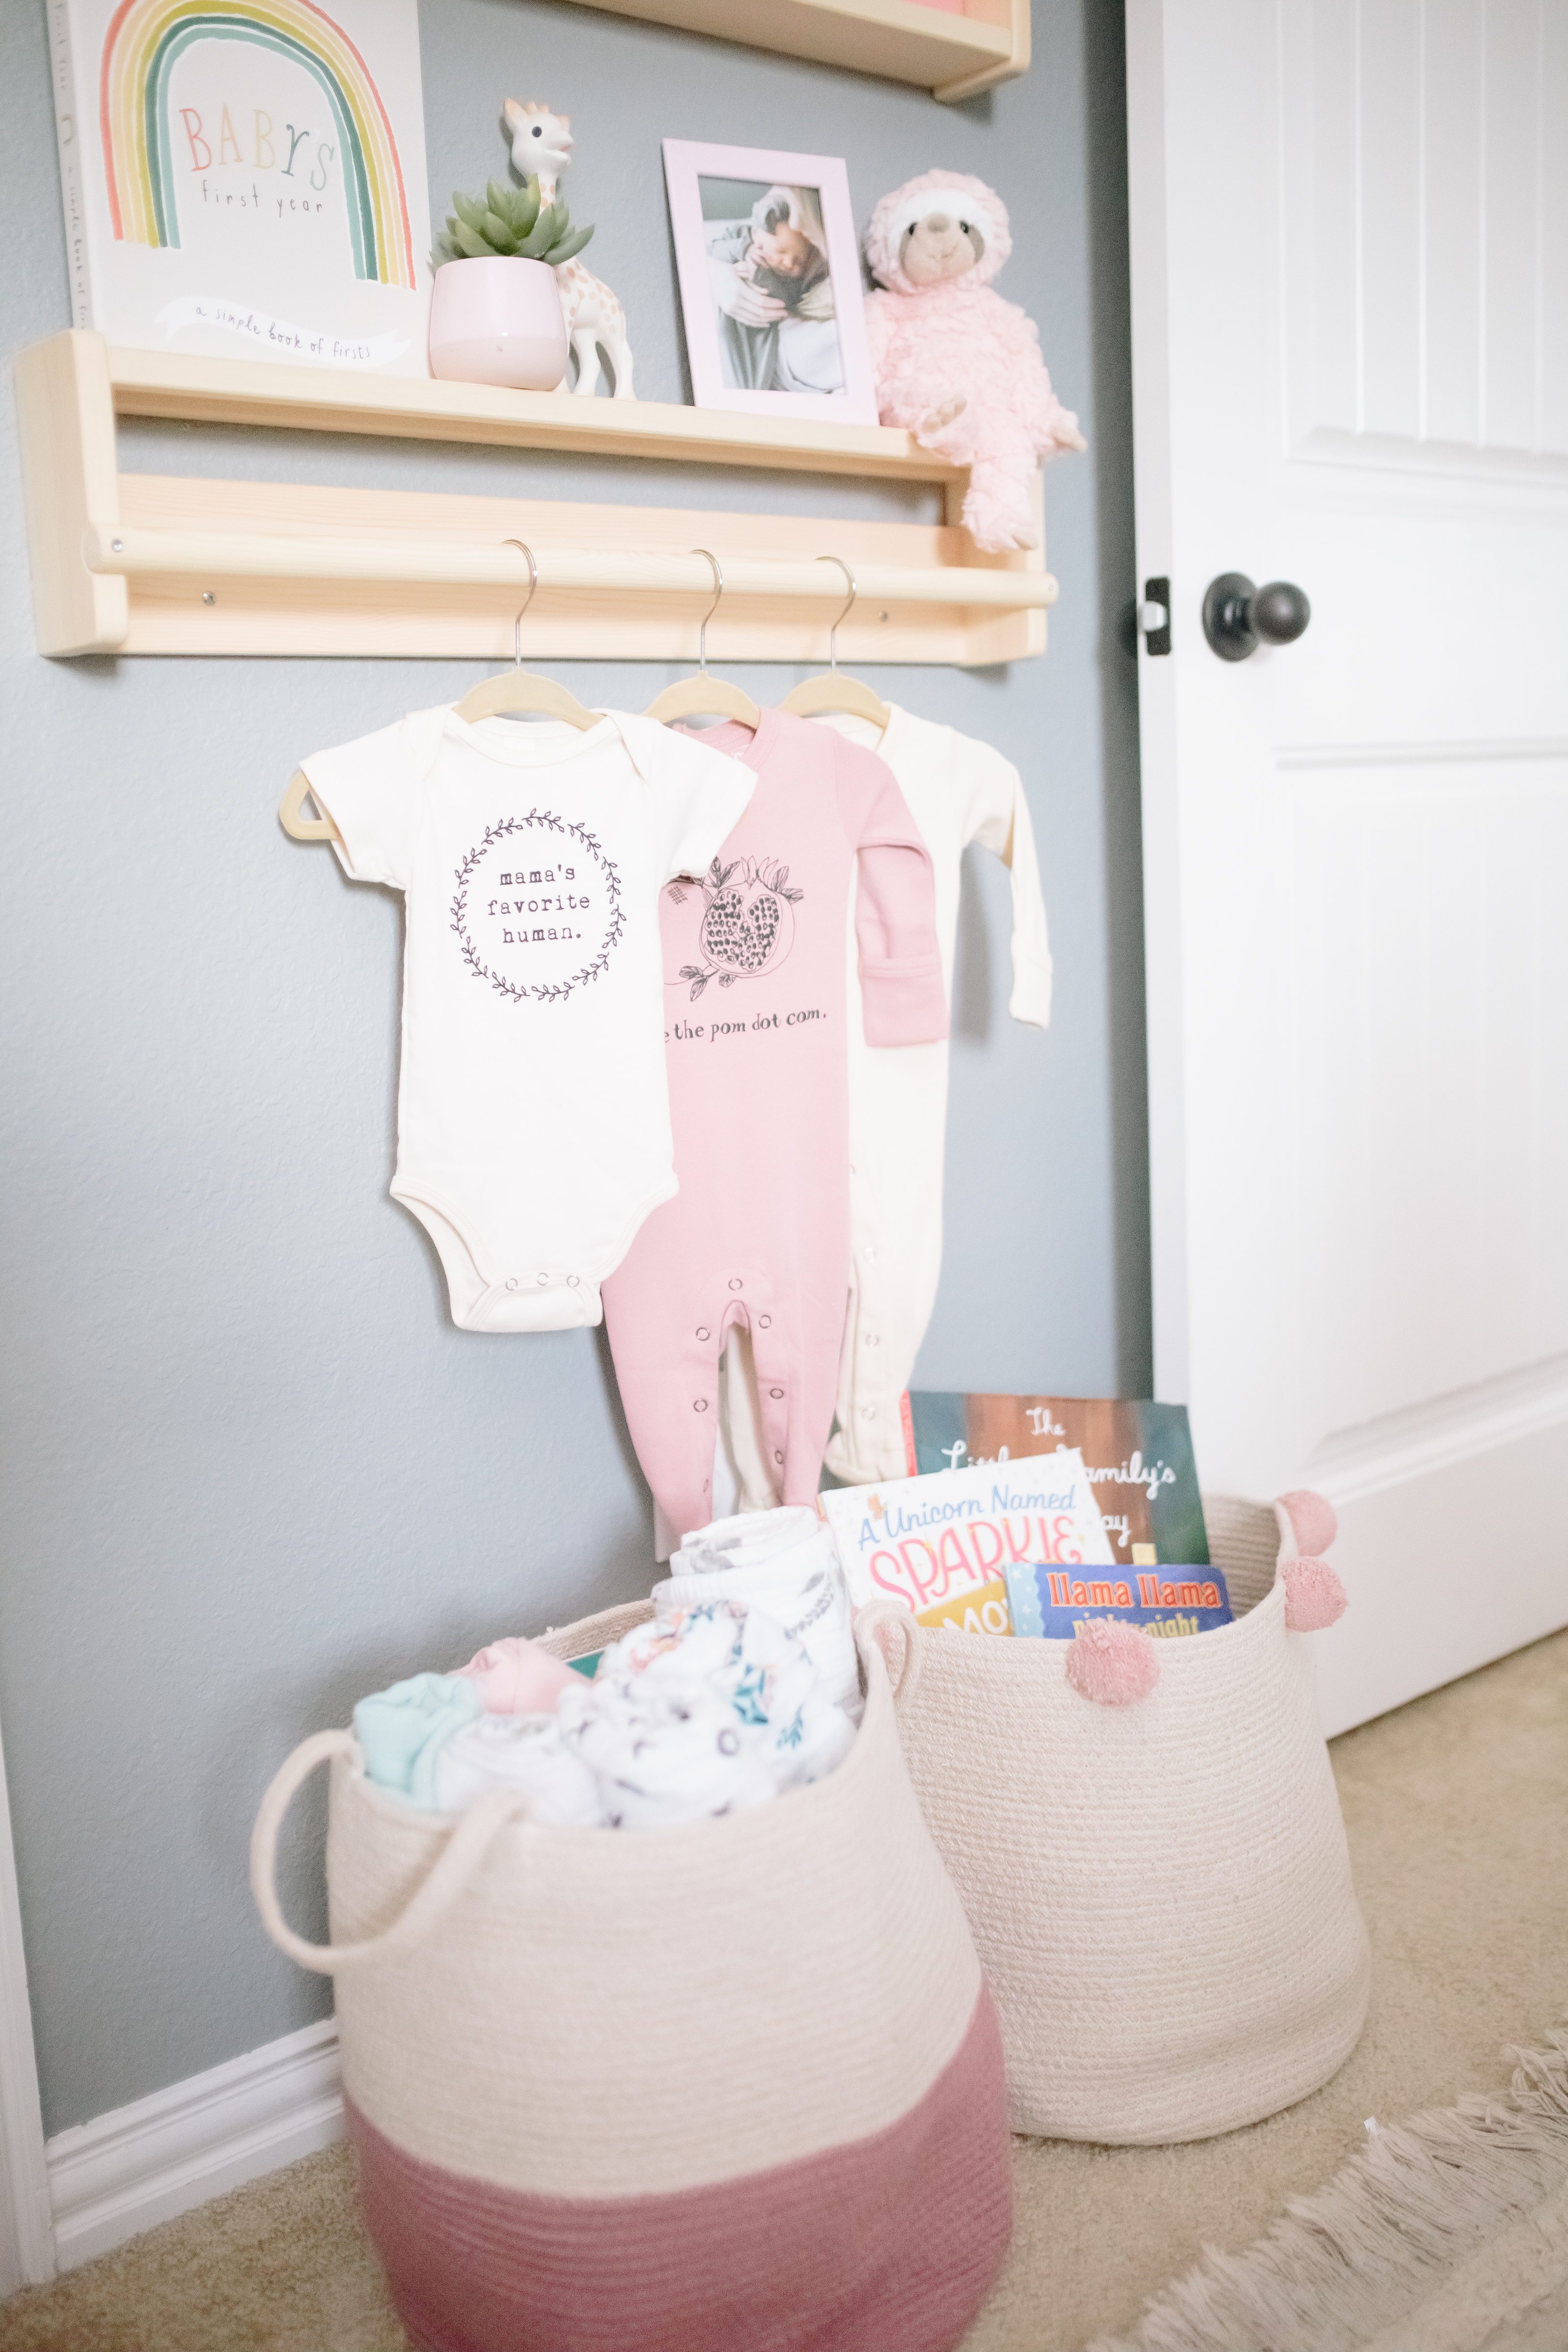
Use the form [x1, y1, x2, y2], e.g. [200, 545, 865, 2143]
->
[732, 706, 1050, 1487]
[300, 709, 754, 1333]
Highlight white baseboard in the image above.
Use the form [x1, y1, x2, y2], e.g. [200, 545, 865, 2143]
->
[0, 1728, 53, 2292]
[46, 2018, 344, 2272]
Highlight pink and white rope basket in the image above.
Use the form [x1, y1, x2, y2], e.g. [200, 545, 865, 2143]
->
[252, 1604, 1012, 2352]
[860, 1491, 1370, 2144]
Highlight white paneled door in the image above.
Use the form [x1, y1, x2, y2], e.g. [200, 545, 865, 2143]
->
[1126, 0, 1568, 1733]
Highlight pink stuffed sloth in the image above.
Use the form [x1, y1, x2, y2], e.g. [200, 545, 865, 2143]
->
[863, 170, 1085, 553]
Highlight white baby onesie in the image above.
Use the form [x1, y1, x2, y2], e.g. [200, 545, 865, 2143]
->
[301, 708, 754, 1333]
[726, 704, 1050, 1491]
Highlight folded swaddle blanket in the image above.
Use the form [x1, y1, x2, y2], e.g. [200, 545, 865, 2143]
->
[431, 1712, 605, 1824]
[353, 1582, 857, 1831]
[659, 1505, 861, 1717]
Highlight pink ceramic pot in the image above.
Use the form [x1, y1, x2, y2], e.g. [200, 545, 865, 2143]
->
[428, 256, 568, 390]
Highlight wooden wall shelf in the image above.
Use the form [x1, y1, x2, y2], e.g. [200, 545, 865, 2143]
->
[563, 0, 1029, 103]
[105, 343, 967, 483]
[14, 333, 1054, 666]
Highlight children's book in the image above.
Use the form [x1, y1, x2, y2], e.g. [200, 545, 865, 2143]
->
[917, 1579, 1013, 1638]
[49, 0, 433, 371]
[1004, 1564, 1233, 1641]
[899, 1392, 1209, 1568]
[820, 1449, 1113, 1614]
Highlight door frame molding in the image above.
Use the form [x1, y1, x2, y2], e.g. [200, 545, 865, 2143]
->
[0, 1711, 54, 2290]
[1124, 0, 1190, 1406]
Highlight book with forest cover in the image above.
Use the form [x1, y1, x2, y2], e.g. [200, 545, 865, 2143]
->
[48, 0, 432, 371]
[899, 1392, 1209, 1568]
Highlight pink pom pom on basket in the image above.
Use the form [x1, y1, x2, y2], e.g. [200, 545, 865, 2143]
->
[1065, 1617, 1160, 1706]
[1280, 1555, 1348, 1632]
[1278, 1488, 1338, 1556]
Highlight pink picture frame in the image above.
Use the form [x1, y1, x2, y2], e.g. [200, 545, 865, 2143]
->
[662, 139, 879, 426]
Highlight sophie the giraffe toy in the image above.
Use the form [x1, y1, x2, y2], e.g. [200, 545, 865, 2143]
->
[503, 99, 636, 399]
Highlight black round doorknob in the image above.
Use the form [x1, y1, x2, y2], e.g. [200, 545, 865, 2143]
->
[1202, 573, 1311, 662]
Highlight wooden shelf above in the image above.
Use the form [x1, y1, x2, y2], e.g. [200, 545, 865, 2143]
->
[16, 332, 1052, 667]
[105, 345, 965, 484]
[560, 0, 1029, 102]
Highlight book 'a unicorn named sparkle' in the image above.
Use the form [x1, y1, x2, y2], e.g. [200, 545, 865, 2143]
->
[819, 1449, 1114, 1614]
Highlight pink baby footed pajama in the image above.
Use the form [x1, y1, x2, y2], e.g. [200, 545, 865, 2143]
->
[602, 709, 947, 1541]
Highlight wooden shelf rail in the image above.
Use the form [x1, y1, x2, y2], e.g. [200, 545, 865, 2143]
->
[16, 332, 1054, 666]
[85, 529, 1055, 612]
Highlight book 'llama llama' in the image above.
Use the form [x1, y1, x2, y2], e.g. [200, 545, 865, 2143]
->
[48, 0, 433, 372]
[819, 1449, 1114, 1615]
[1004, 1563, 1234, 1641]
[899, 1392, 1209, 1567]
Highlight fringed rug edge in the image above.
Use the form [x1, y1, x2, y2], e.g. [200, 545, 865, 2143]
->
[1087, 2024, 1568, 2352]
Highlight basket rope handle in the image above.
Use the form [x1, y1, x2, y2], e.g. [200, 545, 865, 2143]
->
[250, 1730, 529, 1975]
[856, 1603, 922, 1709]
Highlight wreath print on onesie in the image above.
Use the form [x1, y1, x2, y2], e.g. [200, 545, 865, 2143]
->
[666, 857, 804, 1000]
[450, 812, 624, 1004]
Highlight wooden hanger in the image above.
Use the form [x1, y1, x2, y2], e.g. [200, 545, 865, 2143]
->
[644, 550, 761, 729]
[279, 541, 597, 843]
[455, 541, 600, 727]
[782, 558, 890, 729]
[279, 768, 339, 842]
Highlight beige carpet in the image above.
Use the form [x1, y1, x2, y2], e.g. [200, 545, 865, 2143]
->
[2, 1626, 1565, 2352]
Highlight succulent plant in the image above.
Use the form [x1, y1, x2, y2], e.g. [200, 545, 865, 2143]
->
[431, 176, 594, 270]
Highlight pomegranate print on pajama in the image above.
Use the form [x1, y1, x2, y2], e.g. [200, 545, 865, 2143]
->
[678, 856, 804, 996]
[602, 708, 948, 1542]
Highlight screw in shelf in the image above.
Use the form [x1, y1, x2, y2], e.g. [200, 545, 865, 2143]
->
[111, 539, 123, 553]
[202, 591, 216, 606]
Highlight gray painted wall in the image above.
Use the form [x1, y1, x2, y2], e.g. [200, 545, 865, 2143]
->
[0, 0, 1144, 2135]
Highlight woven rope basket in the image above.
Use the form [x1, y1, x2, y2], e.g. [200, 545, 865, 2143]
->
[860, 1494, 1371, 2145]
[252, 1607, 1012, 2352]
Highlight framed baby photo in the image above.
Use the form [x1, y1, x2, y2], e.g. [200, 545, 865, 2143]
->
[662, 140, 878, 424]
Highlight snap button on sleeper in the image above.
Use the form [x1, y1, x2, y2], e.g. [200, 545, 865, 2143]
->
[759, 1313, 772, 1328]
[696, 1326, 710, 1341]
[505, 1278, 519, 1291]
[728, 1277, 743, 1291]
[773, 1450, 784, 1464]
[536, 1273, 549, 1285]
[567, 1274, 579, 1286]
[769, 1387, 784, 1398]
[694, 1398, 708, 1413]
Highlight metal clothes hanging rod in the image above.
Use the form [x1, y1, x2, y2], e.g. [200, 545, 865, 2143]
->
[81, 529, 1059, 614]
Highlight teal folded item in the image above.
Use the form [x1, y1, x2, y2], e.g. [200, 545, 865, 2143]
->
[353, 1672, 483, 1808]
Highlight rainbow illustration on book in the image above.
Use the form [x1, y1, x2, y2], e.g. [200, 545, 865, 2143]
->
[98, 0, 416, 288]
